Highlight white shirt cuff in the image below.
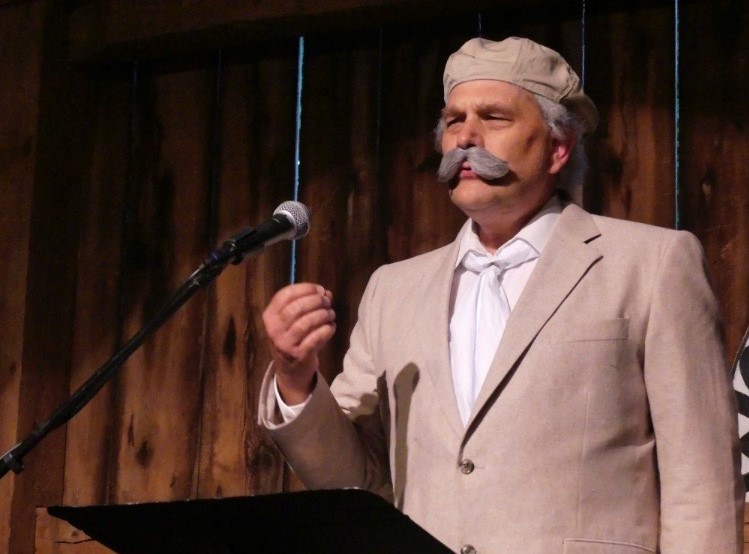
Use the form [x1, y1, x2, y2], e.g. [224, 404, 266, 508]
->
[274, 375, 311, 422]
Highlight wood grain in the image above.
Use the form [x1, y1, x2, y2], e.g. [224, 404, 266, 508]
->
[295, 32, 385, 385]
[62, 72, 131, 510]
[378, 27, 470, 263]
[109, 62, 213, 504]
[0, 1, 45, 552]
[67, 0, 567, 65]
[7, 1, 91, 551]
[196, 47, 297, 499]
[584, 4, 676, 226]
[679, 0, 749, 363]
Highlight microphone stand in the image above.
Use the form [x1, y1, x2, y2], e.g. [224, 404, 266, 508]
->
[0, 226, 269, 480]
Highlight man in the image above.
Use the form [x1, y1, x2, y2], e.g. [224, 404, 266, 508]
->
[259, 37, 743, 553]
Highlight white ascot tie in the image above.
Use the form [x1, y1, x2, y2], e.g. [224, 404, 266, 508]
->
[450, 238, 539, 425]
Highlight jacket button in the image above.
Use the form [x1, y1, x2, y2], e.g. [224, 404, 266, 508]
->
[460, 545, 477, 554]
[459, 459, 474, 474]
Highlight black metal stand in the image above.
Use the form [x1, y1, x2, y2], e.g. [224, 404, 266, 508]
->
[0, 225, 268, 480]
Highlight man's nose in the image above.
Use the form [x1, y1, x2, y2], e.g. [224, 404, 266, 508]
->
[457, 119, 484, 149]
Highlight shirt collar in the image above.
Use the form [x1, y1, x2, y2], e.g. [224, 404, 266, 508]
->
[454, 194, 563, 268]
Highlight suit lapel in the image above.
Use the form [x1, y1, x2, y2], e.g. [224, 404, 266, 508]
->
[467, 204, 603, 431]
[411, 223, 468, 438]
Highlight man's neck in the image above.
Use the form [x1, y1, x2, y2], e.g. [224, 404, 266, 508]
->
[476, 223, 526, 253]
[473, 192, 559, 253]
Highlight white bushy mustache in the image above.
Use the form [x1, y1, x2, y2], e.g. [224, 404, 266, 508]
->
[437, 147, 510, 183]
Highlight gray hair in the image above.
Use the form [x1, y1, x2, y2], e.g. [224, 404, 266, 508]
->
[533, 95, 588, 205]
[433, 94, 589, 205]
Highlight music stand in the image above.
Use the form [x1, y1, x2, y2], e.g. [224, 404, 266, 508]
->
[48, 488, 453, 553]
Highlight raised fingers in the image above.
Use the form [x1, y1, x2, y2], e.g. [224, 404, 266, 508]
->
[277, 290, 332, 331]
[279, 302, 336, 349]
[264, 283, 325, 331]
[262, 282, 335, 364]
[272, 317, 336, 367]
[269, 282, 323, 309]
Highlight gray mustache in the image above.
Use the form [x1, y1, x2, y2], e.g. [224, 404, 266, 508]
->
[437, 147, 510, 183]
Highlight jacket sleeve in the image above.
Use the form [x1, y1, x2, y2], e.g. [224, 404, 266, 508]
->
[258, 268, 393, 500]
[643, 231, 744, 552]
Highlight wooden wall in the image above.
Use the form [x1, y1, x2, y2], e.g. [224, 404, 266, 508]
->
[1, 0, 747, 552]
[0, 2, 44, 550]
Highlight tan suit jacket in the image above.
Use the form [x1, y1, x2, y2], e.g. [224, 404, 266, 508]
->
[259, 204, 743, 553]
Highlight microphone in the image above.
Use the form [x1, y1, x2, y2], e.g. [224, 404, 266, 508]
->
[208, 201, 311, 265]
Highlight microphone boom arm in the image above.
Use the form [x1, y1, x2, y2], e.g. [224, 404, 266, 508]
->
[0, 226, 268, 480]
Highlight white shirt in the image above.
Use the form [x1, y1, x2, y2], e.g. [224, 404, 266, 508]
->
[449, 197, 561, 424]
[276, 196, 562, 422]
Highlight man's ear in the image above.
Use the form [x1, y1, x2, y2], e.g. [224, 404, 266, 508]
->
[548, 132, 577, 175]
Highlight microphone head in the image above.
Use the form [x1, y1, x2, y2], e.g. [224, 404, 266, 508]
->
[273, 201, 311, 240]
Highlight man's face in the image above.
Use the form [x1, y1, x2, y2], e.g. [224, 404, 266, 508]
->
[440, 80, 568, 223]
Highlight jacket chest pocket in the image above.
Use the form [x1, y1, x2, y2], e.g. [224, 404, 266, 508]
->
[543, 318, 634, 378]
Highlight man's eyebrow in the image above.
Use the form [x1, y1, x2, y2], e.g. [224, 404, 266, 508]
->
[441, 106, 462, 118]
[475, 102, 512, 114]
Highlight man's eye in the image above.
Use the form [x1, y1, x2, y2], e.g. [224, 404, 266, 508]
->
[487, 114, 508, 121]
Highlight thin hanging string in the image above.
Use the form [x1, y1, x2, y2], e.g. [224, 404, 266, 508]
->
[291, 36, 305, 283]
[673, 0, 681, 229]
[477, 13, 483, 37]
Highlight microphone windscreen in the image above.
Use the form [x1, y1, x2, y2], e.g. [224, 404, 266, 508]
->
[274, 201, 311, 240]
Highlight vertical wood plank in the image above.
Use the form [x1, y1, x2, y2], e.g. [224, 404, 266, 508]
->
[0, 1, 45, 551]
[61, 72, 131, 509]
[109, 63, 213, 503]
[679, 0, 749, 361]
[196, 46, 297, 498]
[8, 1, 92, 551]
[584, 5, 675, 226]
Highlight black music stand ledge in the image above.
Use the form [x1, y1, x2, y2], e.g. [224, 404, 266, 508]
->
[47, 488, 453, 553]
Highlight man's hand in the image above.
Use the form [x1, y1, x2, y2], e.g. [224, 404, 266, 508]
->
[262, 283, 336, 405]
